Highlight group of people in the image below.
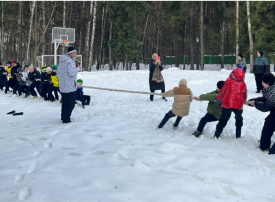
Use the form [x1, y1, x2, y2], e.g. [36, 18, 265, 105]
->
[0, 46, 91, 123]
[149, 51, 275, 155]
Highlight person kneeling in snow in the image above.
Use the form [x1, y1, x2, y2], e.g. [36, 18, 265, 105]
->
[192, 81, 225, 138]
[47, 65, 59, 102]
[214, 68, 247, 139]
[76, 79, 91, 108]
[246, 73, 275, 155]
[156, 79, 192, 130]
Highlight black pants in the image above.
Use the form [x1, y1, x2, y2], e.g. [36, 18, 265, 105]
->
[76, 94, 91, 106]
[13, 82, 20, 94]
[150, 89, 165, 101]
[197, 113, 219, 133]
[28, 82, 40, 96]
[0, 83, 4, 90]
[255, 73, 264, 91]
[260, 118, 275, 150]
[216, 108, 243, 133]
[5, 79, 16, 93]
[61, 91, 76, 123]
[158, 110, 182, 128]
[47, 85, 59, 100]
[19, 85, 28, 95]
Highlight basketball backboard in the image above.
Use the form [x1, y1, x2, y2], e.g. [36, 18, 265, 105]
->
[52, 27, 75, 43]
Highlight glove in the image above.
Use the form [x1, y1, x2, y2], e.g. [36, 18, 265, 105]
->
[216, 100, 222, 104]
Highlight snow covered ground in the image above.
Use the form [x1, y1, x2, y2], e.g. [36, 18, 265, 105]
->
[0, 68, 275, 202]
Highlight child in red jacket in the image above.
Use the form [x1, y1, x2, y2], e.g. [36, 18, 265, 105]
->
[214, 68, 247, 139]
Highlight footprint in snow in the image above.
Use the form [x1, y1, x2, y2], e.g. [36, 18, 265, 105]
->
[94, 151, 110, 156]
[32, 151, 41, 157]
[218, 186, 240, 197]
[0, 136, 5, 139]
[190, 174, 205, 182]
[50, 130, 59, 137]
[174, 147, 191, 151]
[17, 137, 28, 142]
[114, 153, 129, 161]
[18, 186, 31, 201]
[229, 161, 251, 168]
[27, 161, 39, 174]
[212, 177, 232, 185]
[95, 134, 103, 138]
[14, 174, 24, 184]
[61, 147, 75, 150]
[44, 140, 52, 148]
[171, 166, 189, 172]
[154, 150, 167, 154]
[66, 152, 82, 156]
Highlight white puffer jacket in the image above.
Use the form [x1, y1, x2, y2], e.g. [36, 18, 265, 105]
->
[57, 54, 80, 93]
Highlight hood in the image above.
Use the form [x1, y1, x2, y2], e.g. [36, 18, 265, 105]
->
[60, 54, 73, 63]
[229, 68, 245, 82]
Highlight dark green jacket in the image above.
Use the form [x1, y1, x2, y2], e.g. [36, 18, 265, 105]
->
[253, 55, 269, 74]
[199, 90, 222, 119]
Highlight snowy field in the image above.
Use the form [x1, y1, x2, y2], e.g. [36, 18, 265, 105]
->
[0, 68, 275, 202]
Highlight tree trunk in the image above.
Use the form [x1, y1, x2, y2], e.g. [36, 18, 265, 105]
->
[78, 2, 85, 56]
[97, 5, 106, 70]
[62, 1, 66, 53]
[221, 1, 225, 69]
[33, 1, 38, 67]
[200, 1, 204, 70]
[17, 1, 22, 64]
[88, 1, 97, 71]
[42, 1, 46, 55]
[190, 7, 194, 70]
[109, 22, 113, 70]
[0, 1, 4, 62]
[236, 1, 239, 63]
[247, 1, 254, 73]
[26, 1, 35, 65]
[85, 1, 93, 71]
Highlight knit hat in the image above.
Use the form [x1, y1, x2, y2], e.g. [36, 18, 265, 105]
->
[46, 67, 52, 73]
[217, 81, 225, 90]
[258, 50, 263, 56]
[12, 60, 17, 64]
[52, 65, 58, 70]
[17, 68, 23, 73]
[68, 46, 77, 55]
[6, 61, 11, 65]
[77, 79, 83, 83]
[179, 79, 187, 86]
[238, 53, 243, 59]
[262, 73, 275, 86]
[41, 67, 47, 72]
[237, 64, 244, 69]
[24, 65, 29, 68]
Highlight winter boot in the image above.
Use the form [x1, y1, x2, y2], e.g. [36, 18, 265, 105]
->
[214, 131, 221, 139]
[150, 95, 154, 101]
[256, 90, 260, 93]
[268, 144, 275, 155]
[33, 96, 38, 99]
[236, 128, 241, 138]
[172, 125, 178, 130]
[192, 130, 202, 138]
[13, 112, 23, 116]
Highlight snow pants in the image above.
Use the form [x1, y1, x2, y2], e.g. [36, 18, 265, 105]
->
[28, 82, 40, 96]
[61, 91, 76, 123]
[76, 94, 90, 106]
[216, 108, 243, 133]
[13, 82, 20, 95]
[255, 73, 264, 91]
[197, 113, 219, 133]
[47, 85, 59, 100]
[260, 116, 275, 151]
[158, 110, 182, 128]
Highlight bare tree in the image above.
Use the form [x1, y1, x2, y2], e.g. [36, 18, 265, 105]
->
[42, 1, 46, 55]
[109, 22, 113, 70]
[62, 1, 66, 53]
[34, 1, 38, 67]
[0, 1, 3, 62]
[78, 1, 85, 55]
[236, 1, 239, 63]
[26, 1, 35, 65]
[85, 1, 93, 70]
[221, 1, 226, 69]
[97, 5, 107, 70]
[247, 1, 254, 73]
[88, 1, 97, 71]
[200, 1, 204, 70]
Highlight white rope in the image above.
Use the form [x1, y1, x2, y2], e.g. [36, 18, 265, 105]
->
[82, 86, 162, 95]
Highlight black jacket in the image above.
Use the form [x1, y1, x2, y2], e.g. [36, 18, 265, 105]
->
[149, 59, 165, 91]
[11, 63, 21, 79]
[28, 69, 41, 83]
[253, 56, 269, 74]
[0, 66, 7, 85]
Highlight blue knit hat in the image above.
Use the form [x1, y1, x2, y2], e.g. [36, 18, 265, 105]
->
[237, 64, 244, 69]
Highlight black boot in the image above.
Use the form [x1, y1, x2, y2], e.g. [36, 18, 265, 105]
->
[214, 131, 221, 139]
[268, 144, 275, 155]
[150, 95, 154, 101]
[256, 90, 260, 93]
[236, 128, 241, 138]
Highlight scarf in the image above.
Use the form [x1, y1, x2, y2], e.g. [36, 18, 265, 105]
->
[152, 64, 164, 83]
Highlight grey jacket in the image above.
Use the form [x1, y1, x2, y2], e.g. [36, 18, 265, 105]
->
[57, 54, 80, 93]
[22, 71, 32, 86]
[237, 58, 247, 68]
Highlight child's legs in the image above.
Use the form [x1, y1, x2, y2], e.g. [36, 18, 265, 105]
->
[83, 95, 91, 105]
[47, 85, 55, 99]
[233, 109, 243, 129]
[13, 83, 19, 94]
[76, 94, 86, 106]
[260, 120, 275, 150]
[197, 113, 219, 133]
[54, 88, 59, 99]
[158, 110, 176, 128]
[216, 108, 232, 133]
[174, 116, 183, 127]
[0, 84, 3, 90]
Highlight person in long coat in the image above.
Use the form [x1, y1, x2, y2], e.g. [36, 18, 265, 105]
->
[149, 53, 166, 101]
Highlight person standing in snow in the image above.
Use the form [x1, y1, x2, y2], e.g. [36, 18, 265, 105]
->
[236, 54, 247, 73]
[192, 81, 225, 138]
[156, 79, 192, 130]
[11, 60, 21, 95]
[21, 65, 31, 97]
[253, 50, 269, 93]
[0, 64, 8, 91]
[149, 53, 166, 101]
[214, 68, 247, 139]
[28, 65, 41, 98]
[40, 67, 51, 101]
[57, 46, 81, 123]
[246, 73, 275, 155]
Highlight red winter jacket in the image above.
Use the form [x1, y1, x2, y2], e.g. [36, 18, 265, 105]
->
[217, 68, 247, 110]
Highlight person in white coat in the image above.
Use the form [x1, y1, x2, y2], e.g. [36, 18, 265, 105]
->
[57, 46, 81, 123]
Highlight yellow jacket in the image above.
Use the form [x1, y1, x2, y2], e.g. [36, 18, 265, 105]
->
[6, 66, 13, 78]
[51, 74, 59, 87]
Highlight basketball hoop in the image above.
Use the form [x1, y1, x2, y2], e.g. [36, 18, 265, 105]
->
[63, 40, 70, 47]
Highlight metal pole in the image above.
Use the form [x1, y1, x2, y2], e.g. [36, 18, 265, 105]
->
[54, 41, 57, 65]
[196, 41, 199, 70]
